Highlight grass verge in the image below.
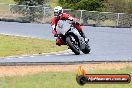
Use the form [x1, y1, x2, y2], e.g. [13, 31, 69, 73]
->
[0, 66, 131, 88]
[0, 0, 15, 4]
[0, 34, 67, 57]
[0, 0, 58, 8]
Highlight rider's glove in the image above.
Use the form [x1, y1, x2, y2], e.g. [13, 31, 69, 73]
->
[71, 21, 80, 25]
[71, 18, 80, 25]
[75, 21, 80, 25]
[52, 29, 57, 37]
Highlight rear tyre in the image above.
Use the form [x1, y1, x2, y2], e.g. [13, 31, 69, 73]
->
[82, 42, 90, 54]
[66, 36, 80, 55]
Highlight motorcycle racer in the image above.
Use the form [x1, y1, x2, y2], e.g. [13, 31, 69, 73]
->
[51, 6, 88, 46]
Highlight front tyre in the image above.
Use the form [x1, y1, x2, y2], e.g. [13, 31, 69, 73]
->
[66, 36, 80, 55]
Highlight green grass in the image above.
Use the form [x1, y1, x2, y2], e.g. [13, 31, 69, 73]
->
[0, 0, 15, 12]
[0, 67, 131, 88]
[0, 0, 58, 9]
[0, 0, 15, 4]
[46, 0, 58, 8]
[0, 34, 67, 57]
[0, 0, 58, 8]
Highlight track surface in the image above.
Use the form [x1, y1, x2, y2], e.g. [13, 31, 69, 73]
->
[0, 22, 132, 63]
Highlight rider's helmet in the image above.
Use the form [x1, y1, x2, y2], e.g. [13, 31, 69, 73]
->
[54, 6, 63, 17]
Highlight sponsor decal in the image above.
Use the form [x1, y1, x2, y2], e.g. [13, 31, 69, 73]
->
[76, 66, 131, 85]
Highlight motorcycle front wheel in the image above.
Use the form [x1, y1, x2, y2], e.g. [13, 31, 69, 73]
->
[66, 36, 80, 55]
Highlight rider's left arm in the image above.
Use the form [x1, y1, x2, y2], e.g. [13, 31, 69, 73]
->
[63, 13, 74, 21]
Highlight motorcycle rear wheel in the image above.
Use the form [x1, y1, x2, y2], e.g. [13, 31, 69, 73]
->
[82, 42, 90, 54]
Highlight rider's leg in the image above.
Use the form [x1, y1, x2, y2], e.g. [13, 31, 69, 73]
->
[73, 24, 88, 42]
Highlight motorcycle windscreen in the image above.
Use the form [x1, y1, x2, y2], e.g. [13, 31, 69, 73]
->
[56, 20, 71, 35]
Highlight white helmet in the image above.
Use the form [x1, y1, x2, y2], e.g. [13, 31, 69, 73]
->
[54, 6, 63, 16]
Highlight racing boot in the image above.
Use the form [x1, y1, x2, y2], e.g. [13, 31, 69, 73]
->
[56, 38, 64, 46]
[79, 29, 89, 43]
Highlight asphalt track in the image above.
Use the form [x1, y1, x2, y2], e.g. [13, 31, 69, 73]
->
[0, 21, 132, 63]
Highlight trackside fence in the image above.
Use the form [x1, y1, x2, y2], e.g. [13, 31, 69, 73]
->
[0, 3, 132, 28]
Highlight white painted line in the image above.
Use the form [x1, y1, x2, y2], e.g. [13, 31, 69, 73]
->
[63, 52, 70, 55]
[45, 55, 51, 56]
[6, 58, 11, 60]
[30, 56, 35, 57]
[21, 55, 29, 57]
[0, 33, 43, 39]
[55, 53, 62, 55]
[33, 54, 40, 56]
[0, 48, 71, 59]
[18, 57, 23, 58]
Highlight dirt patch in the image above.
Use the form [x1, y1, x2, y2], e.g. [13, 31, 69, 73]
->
[0, 62, 132, 77]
